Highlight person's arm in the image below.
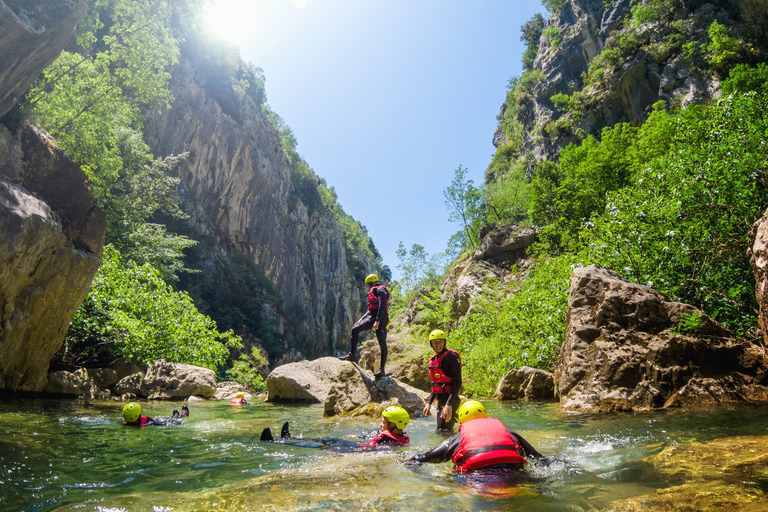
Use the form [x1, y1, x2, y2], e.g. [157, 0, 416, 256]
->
[443, 352, 462, 404]
[409, 433, 461, 464]
[507, 429, 542, 458]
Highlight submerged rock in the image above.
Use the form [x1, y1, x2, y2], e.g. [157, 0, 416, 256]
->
[604, 435, 768, 511]
[554, 265, 768, 412]
[494, 366, 555, 401]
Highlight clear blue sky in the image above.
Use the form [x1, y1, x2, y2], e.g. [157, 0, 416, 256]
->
[205, 0, 547, 279]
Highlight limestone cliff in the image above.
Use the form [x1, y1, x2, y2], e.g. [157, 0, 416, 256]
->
[0, 0, 104, 392]
[495, 0, 768, 164]
[143, 57, 370, 359]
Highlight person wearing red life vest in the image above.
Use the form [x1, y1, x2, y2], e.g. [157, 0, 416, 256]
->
[410, 400, 541, 471]
[423, 329, 463, 432]
[339, 273, 390, 379]
[121, 402, 187, 426]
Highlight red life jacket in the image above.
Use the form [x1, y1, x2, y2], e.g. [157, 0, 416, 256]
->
[366, 430, 409, 447]
[367, 285, 390, 311]
[451, 417, 526, 471]
[429, 349, 461, 394]
[230, 397, 245, 405]
[125, 416, 154, 427]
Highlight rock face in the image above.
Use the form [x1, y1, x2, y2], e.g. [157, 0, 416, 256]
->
[748, 207, 768, 346]
[496, 0, 768, 164]
[0, 123, 105, 392]
[143, 57, 369, 357]
[494, 367, 555, 401]
[0, 0, 88, 118]
[554, 265, 768, 412]
[141, 360, 216, 399]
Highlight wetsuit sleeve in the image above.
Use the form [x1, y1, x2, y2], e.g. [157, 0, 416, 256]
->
[507, 429, 542, 458]
[374, 287, 388, 323]
[442, 352, 462, 403]
[427, 391, 436, 406]
[409, 433, 461, 463]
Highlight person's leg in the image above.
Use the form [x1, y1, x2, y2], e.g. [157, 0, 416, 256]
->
[375, 319, 388, 376]
[435, 396, 449, 431]
[341, 313, 374, 360]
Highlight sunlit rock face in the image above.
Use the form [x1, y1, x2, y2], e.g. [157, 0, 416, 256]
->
[0, 0, 88, 118]
[555, 265, 768, 412]
[0, 122, 104, 392]
[748, 207, 768, 346]
[496, 0, 768, 163]
[143, 58, 365, 357]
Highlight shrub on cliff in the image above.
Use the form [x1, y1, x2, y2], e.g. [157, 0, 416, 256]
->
[59, 246, 241, 370]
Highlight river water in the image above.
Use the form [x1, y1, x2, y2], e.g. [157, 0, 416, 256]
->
[1, 398, 767, 511]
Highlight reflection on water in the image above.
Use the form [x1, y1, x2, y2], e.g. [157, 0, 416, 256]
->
[1, 398, 767, 511]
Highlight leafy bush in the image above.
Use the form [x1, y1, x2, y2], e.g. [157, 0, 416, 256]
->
[61, 246, 241, 370]
[448, 255, 577, 396]
[226, 347, 269, 390]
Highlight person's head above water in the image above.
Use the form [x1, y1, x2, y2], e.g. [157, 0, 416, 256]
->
[364, 273, 379, 287]
[122, 402, 141, 423]
[456, 400, 487, 424]
[428, 329, 447, 353]
[381, 405, 409, 432]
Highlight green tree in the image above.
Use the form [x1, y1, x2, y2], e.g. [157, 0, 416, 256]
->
[521, 13, 545, 71]
[59, 246, 240, 370]
[444, 165, 485, 252]
[396, 242, 448, 291]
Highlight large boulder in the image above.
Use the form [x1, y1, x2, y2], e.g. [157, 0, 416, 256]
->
[0, 122, 105, 392]
[323, 361, 428, 417]
[554, 265, 768, 412]
[0, 0, 88, 118]
[494, 367, 555, 401]
[86, 368, 118, 391]
[141, 360, 216, 399]
[266, 357, 342, 403]
[113, 373, 144, 397]
[43, 368, 97, 398]
[748, 207, 768, 345]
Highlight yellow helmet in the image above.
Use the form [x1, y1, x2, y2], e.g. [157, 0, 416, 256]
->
[235, 392, 245, 398]
[456, 400, 487, 423]
[365, 274, 379, 284]
[381, 405, 409, 429]
[122, 402, 141, 423]
[428, 329, 446, 341]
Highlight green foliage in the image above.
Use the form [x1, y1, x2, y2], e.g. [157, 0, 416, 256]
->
[581, 78, 768, 334]
[484, 163, 532, 224]
[449, 255, 576, 396]
[61, 246, 240, 370]
[631, 0, 679, 26]
[226, 347, 269, 391]
[672, 312, 706, 334]
[444, 165, 485, 252]
[722, 63, 768, 95]
[396, 243, 449, 291]
[543, 27, 563, 49]
[541, 0, 565, 13]
[707, 20, 751, 71]
[521, 13, 545, 71]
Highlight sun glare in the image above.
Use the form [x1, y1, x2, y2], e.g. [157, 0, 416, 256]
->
[204, 0, 307, 45]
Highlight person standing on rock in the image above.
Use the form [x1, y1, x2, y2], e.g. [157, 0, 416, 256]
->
[423, 329, 462, 432]
[340, 273, 390, 379]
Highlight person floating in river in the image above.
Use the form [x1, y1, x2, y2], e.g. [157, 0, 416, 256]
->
[260, 405, 410, 450]
[339, 273, 390, 379]
[121, 402, 188, 426]
[423, 329, 462, 432]
[230, 392, 247, 405]
[410, 401, 542, 471]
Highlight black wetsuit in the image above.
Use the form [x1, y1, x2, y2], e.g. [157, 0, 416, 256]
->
[349, 285, 389, 369]
[410, 429, 541, 466]
[427, 349, 462, 432]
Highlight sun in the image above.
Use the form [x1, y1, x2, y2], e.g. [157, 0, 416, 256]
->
[204, 0, 307, 46]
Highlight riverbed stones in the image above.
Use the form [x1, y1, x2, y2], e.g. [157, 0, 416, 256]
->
[141, 360, 216, 399]
[554, 265, 768, 412]
[494, 366, 555, 401]
[266, 357, 342, 403]
[604, 435, 768, 511]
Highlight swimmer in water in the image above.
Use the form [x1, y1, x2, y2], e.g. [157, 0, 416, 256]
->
[121, 402, 188, 426]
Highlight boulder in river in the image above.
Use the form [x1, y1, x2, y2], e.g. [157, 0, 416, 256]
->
[266, 357, 342, 403]
[358, 336, 431, 392]
[554, 265, 768, 412]
[43, 368, 97, 398]
[494, 366, 555, 401]
[141, 360, 216, 399]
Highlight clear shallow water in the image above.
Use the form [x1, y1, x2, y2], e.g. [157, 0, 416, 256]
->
[1, 398, 767, 511]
